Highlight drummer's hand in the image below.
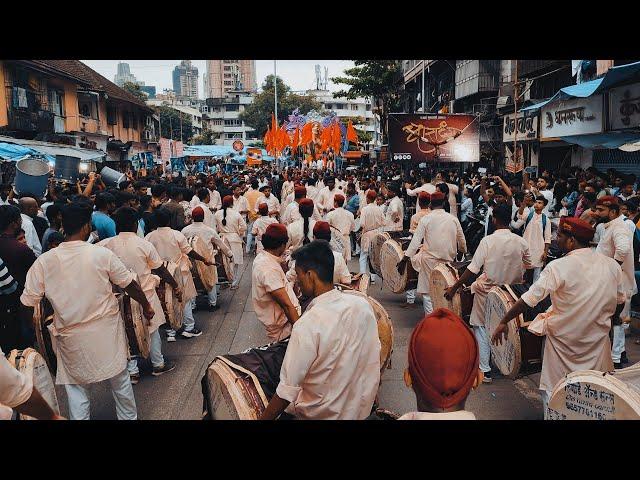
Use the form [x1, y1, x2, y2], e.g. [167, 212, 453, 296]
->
[204, 259, 216, 266]
[444, 285, 457, 301]
[491, 324, 509, 346]
[143, 305, 155, 322]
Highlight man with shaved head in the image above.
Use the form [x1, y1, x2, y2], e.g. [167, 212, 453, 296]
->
[18, 197, 42, 257]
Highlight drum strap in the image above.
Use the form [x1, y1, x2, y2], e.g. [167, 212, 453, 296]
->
[503, 284, 525, 327]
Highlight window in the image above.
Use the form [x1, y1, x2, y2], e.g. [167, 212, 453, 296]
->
[224, 73, 232, 78]
[335, 103, 346, 109]
[224, 66, 232, 71]
[351, 104, 359, 111]
[225, 104, 239, 112]
[122, 112, 130, 129]
[224, 119, 242, 126]
[107, 106, 117, 125]
[224, 81, 233, 86]
[48, 89, 64, 116]
[225, 133, 237, 139]
[366, 104, 371, 111]
[325, 104, 333, 110]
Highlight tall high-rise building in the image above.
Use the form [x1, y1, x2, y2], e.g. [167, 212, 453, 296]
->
[172, 60, 199, 100]
[114, 62, 139, 87]
[205, 60, 257, 98]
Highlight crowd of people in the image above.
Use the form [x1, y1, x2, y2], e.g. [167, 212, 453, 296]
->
[0, 157, 639, 420]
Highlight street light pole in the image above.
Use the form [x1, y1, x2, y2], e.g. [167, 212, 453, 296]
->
[274, 60, 278, 124]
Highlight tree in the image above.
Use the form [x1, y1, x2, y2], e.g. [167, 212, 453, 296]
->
[331, 61, 405, 143]
[191, 129, 220, 145]
[122, 82, 148, 102]
[157, 105, 193, 143]
[240, 75, 323, 138]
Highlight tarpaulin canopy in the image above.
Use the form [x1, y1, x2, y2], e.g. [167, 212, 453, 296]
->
[0, 142, 53, 162]
[183, 144, 274, 162]
[522, 61, 640, 112]
[561, 131, 640, 149]
[0, 136, 105, 162]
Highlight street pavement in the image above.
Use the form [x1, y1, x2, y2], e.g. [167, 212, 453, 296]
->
[55, 254, 640, 420]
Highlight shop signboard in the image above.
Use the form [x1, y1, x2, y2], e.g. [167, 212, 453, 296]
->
[503, 112, 539, 143]
[609, 82, 640, 130]
[540, 95, 604, 138]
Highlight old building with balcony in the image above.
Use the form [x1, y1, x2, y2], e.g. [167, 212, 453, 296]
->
[201, 89, 256, 145]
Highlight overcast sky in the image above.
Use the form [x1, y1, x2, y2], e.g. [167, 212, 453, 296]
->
[81, 60, 355, 97]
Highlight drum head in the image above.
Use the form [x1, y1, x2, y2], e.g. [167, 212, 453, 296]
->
[430, 264, 463, 317]
[33, 299, 57, 375]
[129, 297, 150, 359]
[160, 261, 184, 330]
[357, 273, 370, 295]
[340, 289, 393, 373]
[380, 240, 408, 294]
[485, 287, 522, 378]
[205, 359, 266, 420]
[189, 236, 216, 291]
[8, 348, 60, 420]
[548, 365, 640, 420]
[370, 232, 390, 277]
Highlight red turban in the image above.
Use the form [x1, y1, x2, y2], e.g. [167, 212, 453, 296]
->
[222, 195, 234, 208]
[334, 194, 345, 207]
[430, 191, 445, 202]
[298, 198, 314, 217]
[366, 190, 377, 201]
[596, 195, 619, 207]
[263, 223, 288, 243]
[408, 308, 479, 410]
[294, 186, 307, 198]
[313, 221, 331, 237]
[559, 217, 596, 243]
[258, 203, 269, 215]
[418, 192, 431, 203]
[191, 206, 205, 222]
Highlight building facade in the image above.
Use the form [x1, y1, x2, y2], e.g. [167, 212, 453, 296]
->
[205, 60, 257, 99]
[172, 60, 199, 101]
[114, 62, 138, 87]
[201, 89, 256, 145]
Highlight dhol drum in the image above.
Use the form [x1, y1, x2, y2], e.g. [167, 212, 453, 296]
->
[338, 287, 394, 372]
[380, 235, 417, 294]
[429, 261, 474, 324]
[7, 348, 60, 420]
[156, 261, 184, 330]
[547, 363, 640, 420]
[116, 292, 150, 359]
[187, 235, 216, 292]
[349, 272, 370, 296]
[214, 238, 234, 286]
[369, 230, 411, 278]
[202, 339, 288, 420]
[33, 298, 57, 375]
[484, 284, 551, 379]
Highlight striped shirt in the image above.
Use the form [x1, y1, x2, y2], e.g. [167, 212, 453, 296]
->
[0, 258, 18, 295]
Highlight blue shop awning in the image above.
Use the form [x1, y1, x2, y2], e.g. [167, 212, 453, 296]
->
[561, 131, 640, 149]
[522, 61, 640, 112]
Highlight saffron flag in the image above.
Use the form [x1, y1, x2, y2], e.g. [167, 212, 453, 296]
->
[300, 122, 313, 146]
[291, 127, 300, 150]
[346, 120, 359, 144]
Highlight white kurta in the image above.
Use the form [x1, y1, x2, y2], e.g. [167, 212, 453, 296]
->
[287, 218, 316, 251]
[281, 201, 322, 226]
[252, 250, 300, 341]
[145, 227, 197, 302]
[410, 209, 430, 233]
[215, 208, 247, 265]
[98, 233, 166, 334]
[466, 229, 532, 327]
[316, 186, 339, 214]
[326, 207, 356, 262]
[360, 202, 386, 253]
[406, 183, 436, 197]
[20, 241, 134, 385]
[255, 194, 280, 216]
[21, 214, 42, 257]
[520, 211, 552, 268]
[251, 216, 278, 253]
[190, 202, 216, 229]
[398, 410, 476, 420]
[287, 250, 351, 285]
[276, 289, 381, 420]
[182, 222, 232, 284]
[0, 346, 33, 407]
[405, 209, 467, 294]
[384, 196, 404, 232]
[596, 215, 637, 295]
[231, 195, 249, 222]
[520, 248, 625, 392]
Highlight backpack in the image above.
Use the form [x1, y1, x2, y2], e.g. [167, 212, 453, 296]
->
[525, 210, 547, 235]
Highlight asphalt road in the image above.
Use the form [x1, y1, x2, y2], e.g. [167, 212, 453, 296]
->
[54, 254, 640, 420]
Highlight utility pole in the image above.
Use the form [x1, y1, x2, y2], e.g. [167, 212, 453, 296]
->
[513, 59, 518, 175]
[274, 60, 278, 124]
[421, 60, 425, 113]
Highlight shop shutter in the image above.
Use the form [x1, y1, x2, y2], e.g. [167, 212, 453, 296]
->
[592, 149, 640, 176]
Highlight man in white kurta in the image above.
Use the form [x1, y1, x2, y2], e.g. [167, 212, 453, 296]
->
[190, 190, 216, 229]
[252, 238, 301, 341]
[359, 190, 386, 283]
[20, 239, 141, 420]
[402, 192, 467, 314]
[326, 195, 356, 262]
[261, 241, 380, 420]
[491, 217, 625, 417]
[251, 204, 278, 253]
[515, 196, 551, 282]
[445, 205, 531, 381]
[182, 206, 234, 310]
[593, 196, 637, 367]
[215, 201, 247, 289]
[316, 177, 340, 216]
[254, 186, 280, 218]
[383, 184, 404, 232]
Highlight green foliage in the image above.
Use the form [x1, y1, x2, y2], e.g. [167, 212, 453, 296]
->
[157, 105, 193, 143]
[122, 82, 148, 102]
[239, 75, 323, 138]
[331, 61, 405, 142]
[191, 129, 220, 145]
